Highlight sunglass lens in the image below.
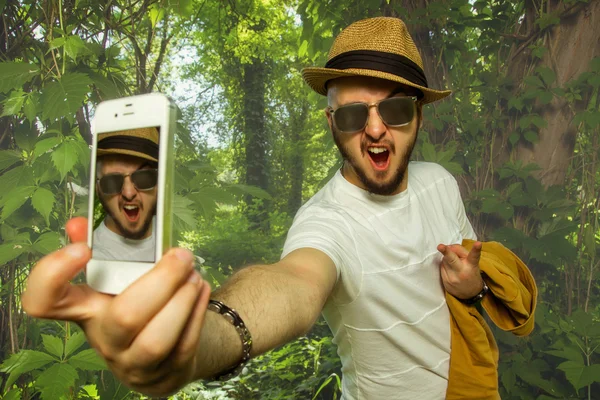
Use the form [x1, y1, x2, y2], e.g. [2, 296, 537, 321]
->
[378, 97, 415, 126]
[334, 103, 369, 133]
[131, 169, 158, 190]
[99, 175, 124, 195]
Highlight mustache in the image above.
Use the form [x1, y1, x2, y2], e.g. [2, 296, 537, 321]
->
[360, 138, 395, 154]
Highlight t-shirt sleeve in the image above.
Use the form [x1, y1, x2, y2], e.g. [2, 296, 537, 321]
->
[281, 208, 355, 281]
[451, 178, 477, 241]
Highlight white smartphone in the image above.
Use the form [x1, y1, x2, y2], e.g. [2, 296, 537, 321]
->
[86, 93, 176, 294]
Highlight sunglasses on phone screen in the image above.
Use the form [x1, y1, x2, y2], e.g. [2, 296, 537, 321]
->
[97, 169, 158, 195]
[328, 96, 418, 134]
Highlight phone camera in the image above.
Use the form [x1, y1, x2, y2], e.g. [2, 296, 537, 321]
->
[114, 113, 118, 117]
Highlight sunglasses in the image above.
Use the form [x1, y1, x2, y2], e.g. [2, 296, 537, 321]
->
[328, 96, 418, 134]
[97, 169, 158, 195]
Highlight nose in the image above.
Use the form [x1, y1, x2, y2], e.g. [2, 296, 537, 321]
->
[121, 176, 137, 200]
[364, 105, 386, 141]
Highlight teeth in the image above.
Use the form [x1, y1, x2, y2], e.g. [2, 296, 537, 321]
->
[368, 147, 387, 154]
[124, 205, 138, 210]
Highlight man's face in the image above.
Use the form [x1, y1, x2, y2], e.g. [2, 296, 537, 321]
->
[96, 154, 157, 240]
[326, 76, 421, 195]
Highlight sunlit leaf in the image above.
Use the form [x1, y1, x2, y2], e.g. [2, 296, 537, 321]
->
[42, 334, 64, 359]
[0, 62, 39, 93]
[0, 350, 56, 389]
[33, 136, 62, 160]
[0, 150, 22, 171]
[65, 332, 87, 357]
[40, 72, 92, 123]
[1, 89, 26, 117]
[35, 363, 78, 400]
[173, 194, 197, 230]
[0, 186, 36, 221]
[31, 187, 56, 225]
[67, 349, 107, 371]
[51, 140, 80, 182]
[33, 232, 62, 255]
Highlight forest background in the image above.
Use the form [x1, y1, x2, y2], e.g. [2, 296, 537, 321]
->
[0, 0, 599, 399]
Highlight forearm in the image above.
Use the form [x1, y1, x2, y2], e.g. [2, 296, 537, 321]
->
[193, 262, 329, 379]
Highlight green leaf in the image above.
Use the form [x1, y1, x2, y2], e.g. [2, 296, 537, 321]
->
[538, 91, 553, 105]
[51, 140, 79, 182]
[148, 5, 165, 27]
[33, 136, 62, 159]
[23, 92, 40, 122]
[545, 348, 584, 364]
[40, 72, 91, 123]
[64, 35, 88, 60]
[226, 183, 272, 200]
[173, 194, 197, 230]
[88, 71, 120, 100]
[42, 334, 64, 359]
[509, 132, 520, 145]
[0, 186, 36, 221]
[0, 242, 29, 265]
[537, 67, 556, 86]
[65, 332, 86, 357]
[0, 350, 56, 389]
[0, 150, 22, 171]
[557, 361, 600, 391]
[0, 62, 39, 93]
[35, 363, 78, 400]
[31, 187, 56, 225]
[524, 75, 544, 88]
[1, 89, 26, 117]
[2, 389, 21, 400]
[33, 232, 62, 255]
[67, 349, 107, 371]
[524, 130, 538, 143]
[421, 141, 437, 162]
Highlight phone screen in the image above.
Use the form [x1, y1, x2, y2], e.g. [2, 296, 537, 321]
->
[91, 126, 160, 263]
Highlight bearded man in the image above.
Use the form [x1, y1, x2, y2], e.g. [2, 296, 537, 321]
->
[23, 17, 535, 400]
[92, 127, 159, 262]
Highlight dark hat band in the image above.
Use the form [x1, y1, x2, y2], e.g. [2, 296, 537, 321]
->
[325, 50, 428, 88]
[98, 135, 159, 160]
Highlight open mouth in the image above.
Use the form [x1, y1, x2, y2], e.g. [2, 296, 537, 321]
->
[367, 147, 390, 170]
[123, 204, 140, 222]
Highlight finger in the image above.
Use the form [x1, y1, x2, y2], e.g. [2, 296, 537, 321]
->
[23, 242, 94, 321]
[103, 248, 195, 349]
[467, 241, 483, 267]
[66, 217, 88, 243]
[170, 279, 211, 365]
[446, 244, 469, 258]
[437, 244, 462, 270]
[124, 272, 206, 368]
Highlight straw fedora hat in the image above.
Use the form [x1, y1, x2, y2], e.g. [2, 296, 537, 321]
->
[96, 127, 159, 162]
[302, 17, 451, 104]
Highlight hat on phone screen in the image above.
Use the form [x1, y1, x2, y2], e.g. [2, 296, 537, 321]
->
[96, 127, 159, 163]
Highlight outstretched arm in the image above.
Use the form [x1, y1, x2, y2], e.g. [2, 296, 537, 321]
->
[22, 217, 337, 397]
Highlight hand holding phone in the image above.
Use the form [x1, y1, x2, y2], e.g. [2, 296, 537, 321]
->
[87, 93, 176, 294]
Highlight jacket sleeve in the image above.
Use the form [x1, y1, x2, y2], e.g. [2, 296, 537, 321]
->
[462, 240, 537, 336]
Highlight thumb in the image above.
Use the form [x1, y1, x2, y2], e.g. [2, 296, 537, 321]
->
[467, 241, 482, 267]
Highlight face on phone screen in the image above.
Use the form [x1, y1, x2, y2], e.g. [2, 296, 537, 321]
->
[91, 126, 160, 263]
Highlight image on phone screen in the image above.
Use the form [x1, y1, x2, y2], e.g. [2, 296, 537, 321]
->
[91, 126, 160, 263]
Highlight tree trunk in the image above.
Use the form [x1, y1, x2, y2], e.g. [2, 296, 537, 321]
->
[509, 0, 600, 187]
[243, 58, 270, 231]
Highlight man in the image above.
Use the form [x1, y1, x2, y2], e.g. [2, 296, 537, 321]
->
[92, 127, 159, 262]
[23, 17, 534, 399]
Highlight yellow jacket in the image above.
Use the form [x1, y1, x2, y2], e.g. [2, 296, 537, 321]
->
[446, 240, 538, 400]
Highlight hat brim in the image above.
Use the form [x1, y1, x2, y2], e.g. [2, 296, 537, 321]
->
[302, 67, 451, 104]
[97, 148, 158, 163]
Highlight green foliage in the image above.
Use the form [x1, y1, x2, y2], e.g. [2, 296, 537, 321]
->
[1, 0, 599, 399]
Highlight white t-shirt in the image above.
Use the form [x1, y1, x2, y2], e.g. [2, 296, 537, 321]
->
[92, 218, 156, 262]
[282, 162, 476, 400]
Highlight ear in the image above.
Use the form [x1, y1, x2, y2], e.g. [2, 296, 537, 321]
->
[417, 105, 424, 128]
[325, 108, 334, 133]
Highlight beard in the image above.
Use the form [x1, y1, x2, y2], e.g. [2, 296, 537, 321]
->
[332, 126, 418, 195]
[98, 194, 156, 240]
